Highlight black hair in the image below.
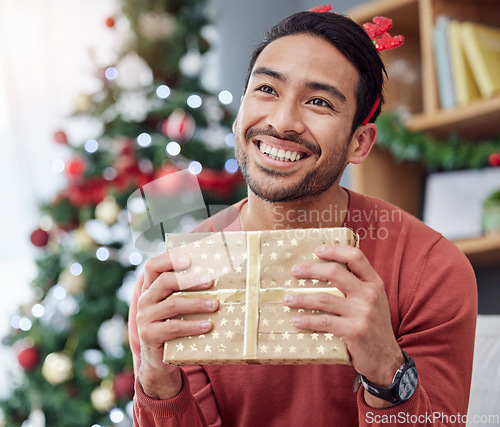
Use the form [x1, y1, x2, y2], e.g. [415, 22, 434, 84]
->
[243, 11, 387, 133]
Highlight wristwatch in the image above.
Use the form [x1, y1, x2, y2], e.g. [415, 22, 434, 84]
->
[359, 350, 418, 404]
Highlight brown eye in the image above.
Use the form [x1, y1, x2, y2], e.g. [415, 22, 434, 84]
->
[309, 98, 333, 109]
[257, 85, 276, 95]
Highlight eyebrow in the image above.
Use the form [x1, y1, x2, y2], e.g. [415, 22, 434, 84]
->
[251, 66, 347, 103]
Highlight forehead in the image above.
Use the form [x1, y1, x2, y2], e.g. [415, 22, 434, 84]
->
[252, 34, 359, 100]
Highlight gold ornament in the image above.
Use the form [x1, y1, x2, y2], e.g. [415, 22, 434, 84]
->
[42, 352, 73, 385]
[95, 196, 121, 225]
[90, 381, 115, 412]
[59, 268, 87, 295]
[74, 93, 93, 113]
[72, 227, 95, 251]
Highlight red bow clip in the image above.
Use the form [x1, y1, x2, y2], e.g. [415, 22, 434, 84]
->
[363, 16, 404, 51]
[309, 5, 332, 13]
[373, 32, 405, 51]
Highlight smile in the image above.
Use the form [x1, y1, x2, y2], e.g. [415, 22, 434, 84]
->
[258, 142, 307, 162]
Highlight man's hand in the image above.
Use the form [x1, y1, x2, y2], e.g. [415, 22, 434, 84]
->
[284, 244, 405, 408]
[137, 252, 219, 400]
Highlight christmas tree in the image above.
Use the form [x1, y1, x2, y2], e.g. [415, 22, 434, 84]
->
[0, 0, 243, 425]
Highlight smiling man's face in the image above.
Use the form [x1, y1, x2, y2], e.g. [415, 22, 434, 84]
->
[233, 33, 360, 203]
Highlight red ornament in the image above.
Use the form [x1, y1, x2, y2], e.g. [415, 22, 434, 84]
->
[18, 346, 40, 371]
[309, 5, 332, 13]
[113, 370, 135, 399]
[105, 17, 115, 28]
[54, 130, 68, 144]
[66, 158, 86, 179]
[161, 110, 195, 142]
[489, 152, 500, 167]
[30, 228, 50, 247]
[197, 168, 243, 198]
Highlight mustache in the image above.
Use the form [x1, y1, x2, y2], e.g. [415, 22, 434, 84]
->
[245, 128, 321, 157]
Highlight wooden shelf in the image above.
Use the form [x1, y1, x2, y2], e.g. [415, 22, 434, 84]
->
[454, 234, 500, 267]
[407, 96, 500, 139]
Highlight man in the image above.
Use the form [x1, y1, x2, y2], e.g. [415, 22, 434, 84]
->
[128, 10, 477, 426]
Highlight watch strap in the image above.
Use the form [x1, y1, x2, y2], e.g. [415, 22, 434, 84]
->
[359, 350, 417, 404]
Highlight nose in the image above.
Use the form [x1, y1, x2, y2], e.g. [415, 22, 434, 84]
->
[266, 98, 305, 135]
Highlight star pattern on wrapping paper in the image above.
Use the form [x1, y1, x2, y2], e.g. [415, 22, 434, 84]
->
[165, 229, 352, 363]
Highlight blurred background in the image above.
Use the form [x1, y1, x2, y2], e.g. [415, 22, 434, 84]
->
[0, 0, 498, 425]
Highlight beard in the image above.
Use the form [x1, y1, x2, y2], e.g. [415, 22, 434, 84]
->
[234, 128, 349, 203]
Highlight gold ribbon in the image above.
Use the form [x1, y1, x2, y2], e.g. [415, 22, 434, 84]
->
[244, 231, 261, 359]
[175, 287, 344, 303]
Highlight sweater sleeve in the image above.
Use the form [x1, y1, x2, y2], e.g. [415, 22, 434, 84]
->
[128, 273, 222, 426]
[357, 237, 477, 426]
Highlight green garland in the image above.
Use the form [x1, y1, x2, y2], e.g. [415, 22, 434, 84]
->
[375, 114, 500, 172]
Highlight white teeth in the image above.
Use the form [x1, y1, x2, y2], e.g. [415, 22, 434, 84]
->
[258, 142, 304, 162]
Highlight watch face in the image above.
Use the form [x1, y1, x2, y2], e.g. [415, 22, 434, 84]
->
[398, 367, 418, 400]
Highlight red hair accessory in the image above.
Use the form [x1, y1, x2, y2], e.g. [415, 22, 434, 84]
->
[362, 96, 380, 125]
[363, 16, 404, 51]
[309, 5, 333, 13]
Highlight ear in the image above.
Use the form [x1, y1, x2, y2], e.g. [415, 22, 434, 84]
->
[347, 123, 377, 165]
[232, 114, 239, 134]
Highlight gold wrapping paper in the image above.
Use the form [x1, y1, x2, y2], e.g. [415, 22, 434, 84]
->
[163, 228, 358, 365]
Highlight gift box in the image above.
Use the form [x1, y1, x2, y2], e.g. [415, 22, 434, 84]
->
[163, 228, 358, 365]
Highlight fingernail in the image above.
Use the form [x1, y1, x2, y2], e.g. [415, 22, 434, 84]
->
[199, 275, 211, 284]
[284, 295, 294, 304]
[292, 265, 301, 274]
[316, 246, 326, 253]
[175, 255, 190, 267]
[205, 299, 216, 309]
[199, 320, 212, 329]
[293, 316, 301, 326]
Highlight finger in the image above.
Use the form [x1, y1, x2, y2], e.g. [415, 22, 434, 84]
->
[291, 261, 358, 295]
[292, 311, 350, 336]
[140, 318, 214, 347]
[143, 272, 214, 304]
[142, 253, 191, 293]
[150, 296, 220, 321]
[284, 292, 351, 316]
[314, 245, 381, 283]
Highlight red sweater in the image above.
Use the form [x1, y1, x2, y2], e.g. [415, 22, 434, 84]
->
[128, 189, 477, 426]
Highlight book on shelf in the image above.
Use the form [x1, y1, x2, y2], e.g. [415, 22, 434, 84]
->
[461, 21, 500, 99]
[433, 15, 456, 110]
[447, 19, 481, 107]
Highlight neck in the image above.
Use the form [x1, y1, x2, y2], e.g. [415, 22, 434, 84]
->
[241, 185, 349, 231]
